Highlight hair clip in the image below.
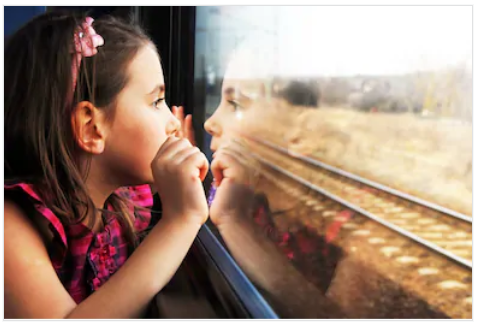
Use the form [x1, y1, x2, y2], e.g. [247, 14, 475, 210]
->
[71, 17, 104, 96]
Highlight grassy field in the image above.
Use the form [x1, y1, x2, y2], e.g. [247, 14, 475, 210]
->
[242, 105, 472, 216]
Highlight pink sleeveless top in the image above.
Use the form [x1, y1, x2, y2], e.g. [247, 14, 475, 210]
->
[4, 183, 155, 304]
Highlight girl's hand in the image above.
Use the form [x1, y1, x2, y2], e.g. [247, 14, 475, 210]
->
[209, 145, 259, 227]
[151, 136, 209, 226]
[172, 106, 196, 147]
[150, 106, 195, 197]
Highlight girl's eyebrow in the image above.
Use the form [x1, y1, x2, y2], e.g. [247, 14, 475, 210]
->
[238, 89, 254, 101]
[223, 87, 235, 96]
[147, 84, 165, 96]
[224, 86, 254, 101]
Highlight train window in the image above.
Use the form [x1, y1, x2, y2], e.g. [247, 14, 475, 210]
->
[195, 6, 472, 318]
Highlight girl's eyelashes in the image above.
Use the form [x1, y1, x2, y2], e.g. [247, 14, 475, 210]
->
[152, 97, 165, 109]
[227, 100, 242, 111]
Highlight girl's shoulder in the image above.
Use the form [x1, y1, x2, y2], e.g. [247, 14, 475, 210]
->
[4, 182, 68, 247]
[4, 183, 155, 244]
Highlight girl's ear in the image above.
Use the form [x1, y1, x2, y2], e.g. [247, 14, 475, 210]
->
[71, 101, 108, 154]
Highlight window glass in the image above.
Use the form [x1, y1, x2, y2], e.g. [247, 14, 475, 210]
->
[195, 6, 472, 318]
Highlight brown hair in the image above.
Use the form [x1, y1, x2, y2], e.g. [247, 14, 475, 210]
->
[5, 11, 155, 245]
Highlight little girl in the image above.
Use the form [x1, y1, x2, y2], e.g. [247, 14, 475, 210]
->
[3, 12, 240, 318]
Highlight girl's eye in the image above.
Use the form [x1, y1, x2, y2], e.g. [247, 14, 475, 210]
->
[227, 100, 242, 111]
[152, 98, 165, 109]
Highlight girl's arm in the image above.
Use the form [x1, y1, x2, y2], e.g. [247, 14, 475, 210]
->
[5, 137, 209, 319]
[4, 200, 202, 319]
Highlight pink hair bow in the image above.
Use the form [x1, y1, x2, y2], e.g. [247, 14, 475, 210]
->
[71, 17, 104, 95]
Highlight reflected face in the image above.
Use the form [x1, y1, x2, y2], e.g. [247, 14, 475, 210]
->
[204, 46, 272, 152]
[204, 46, 299, 152]
[204, 78, 258, 152]
[204, 77, 294, 152]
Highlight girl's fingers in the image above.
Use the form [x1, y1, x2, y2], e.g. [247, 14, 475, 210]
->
[211, 153, 230, 186]
[178, 106, 185, 121]
[172, 106, 179, 118]
[153, 136, 180, 159]
[221, 139, 259, 170]
[158, 137, 192, 161]
[184, 149, 209, 181]
[173, 106, 189, 140]
[174, 146, 201, 164]
[211, 148, 259, 187]
[177, 106, 185, 128]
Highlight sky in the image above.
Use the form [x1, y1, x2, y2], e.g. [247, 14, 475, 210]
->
[276, 6, 473, 76]
[197, 6, 473, 78]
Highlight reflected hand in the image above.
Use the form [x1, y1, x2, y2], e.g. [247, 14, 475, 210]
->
[209, 145, 259, 227]
[172, 106, 196, 147]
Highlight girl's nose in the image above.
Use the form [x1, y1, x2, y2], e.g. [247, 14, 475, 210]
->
[204, 114, 222, 137]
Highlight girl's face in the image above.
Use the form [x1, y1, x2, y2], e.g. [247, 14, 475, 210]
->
[204, 76, 290, 153]
[205, 78, 253, 152]
[204, 62, 276, 152]
[99, 44, 180, 186]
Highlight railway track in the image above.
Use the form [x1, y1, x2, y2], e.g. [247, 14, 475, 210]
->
[236, 135, 472, 269]
[227, 135, 472, 318]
